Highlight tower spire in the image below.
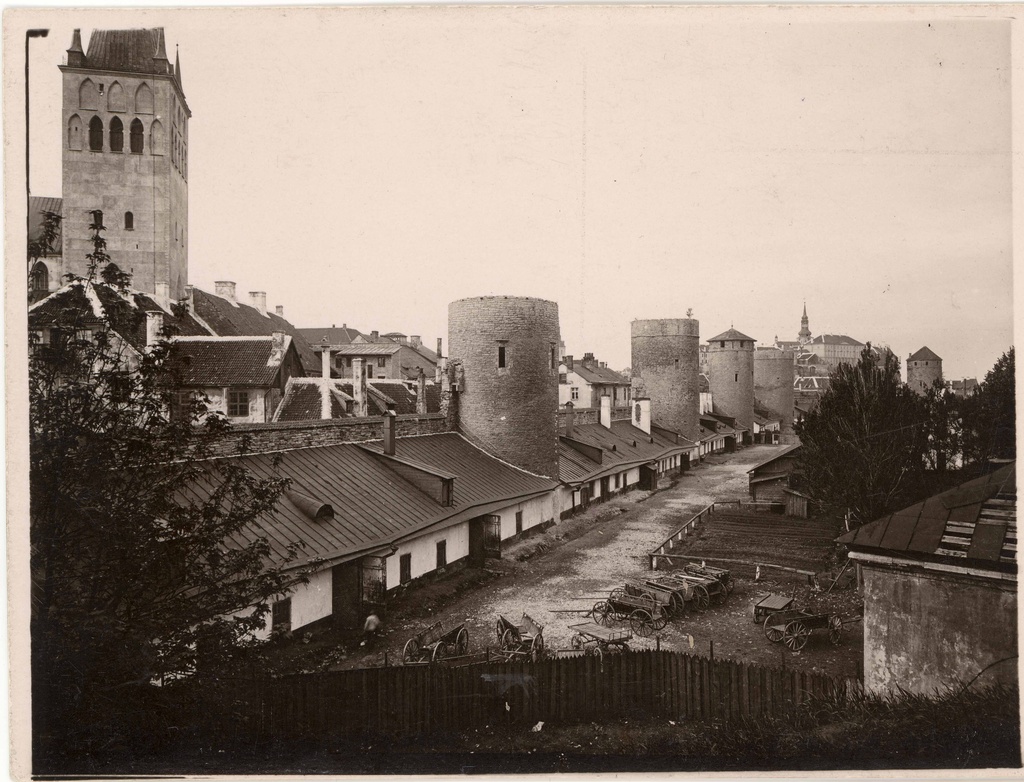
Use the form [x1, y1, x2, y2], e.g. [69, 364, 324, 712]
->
[66, 28, 86, 68]
[153, 27, 169, 74]
[798, 301, 811, 344]
[174, 43, 182, 87]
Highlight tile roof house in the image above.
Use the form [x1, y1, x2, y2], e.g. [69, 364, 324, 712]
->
[838, 463, 1017, 694]
[559, 353, 632, 409]
[188, 432, 558, 633]
[164, 335, 305, 424]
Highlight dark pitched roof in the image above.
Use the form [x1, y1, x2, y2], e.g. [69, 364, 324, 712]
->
[329, 343, 402, 356]
[708, 327, 755, 343]
[810, 334, 864, 346]
[298, 326, 365, 345]
[838, 463, 1017, 570]
[909, 346, 942, 362]
[164, 337, 292, 387]
[556, 421, 693, 485]
[274, 380, 351, 422]
[84, 28, 173, 76]
[29, 196, 63, 255]
[573, 361, 630, 386]
[29, 280, 209, 353]
[748, 444, 802, 473]
[190, 287, 320, 372]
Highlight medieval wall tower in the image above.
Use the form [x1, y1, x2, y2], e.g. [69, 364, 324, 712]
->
[907, 347, 943, 395]
[448, 296, 560, 479]
[630, 318, 700, 442]
[61, 27, 189, 299]
[754, 347, 795, 436]
[707, 327, 755, 432]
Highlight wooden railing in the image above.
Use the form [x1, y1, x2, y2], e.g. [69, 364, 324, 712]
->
[649, 503, 716, 570]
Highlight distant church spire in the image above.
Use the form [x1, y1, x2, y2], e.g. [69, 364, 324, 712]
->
[798, 301, 811, 344]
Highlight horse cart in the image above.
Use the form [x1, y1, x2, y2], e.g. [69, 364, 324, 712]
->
[495, 612, 546, 662]
[591, 586, 667, 637]
[402, 621, 469, 664]
[682, 562, 734, 595]
[641, 571, 725, 612]
[762, 609, 843, 650]
[752, 592, 795, 623]
[569, 622, 632, 659]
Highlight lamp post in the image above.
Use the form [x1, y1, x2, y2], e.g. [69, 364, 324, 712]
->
[26, 28, 49, 275]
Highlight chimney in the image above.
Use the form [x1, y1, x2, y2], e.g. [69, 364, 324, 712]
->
[275, 305, 284, 317]
[154, 281, 170, 301]
[248, 291, 267, 316]
[416, 368, 427, 415]
[352, 358, 368, 416]
[383, 404, 397, 455]
[183, 284, 195, 312]
[565, 355, 574, 371]
[320, 346, 332, 420]
[410, 335, 422, 349]
[435, 338, 444, 383]
[271, 330, 287, 356]
[371, 330, 379, 341]
[600, 395, 612, 429]
[214, 280, 236, 303]
[582, 352, 596, 368]
[634, 398, 652, 435]
[145, 311, 164, 348]
[565, 402, 575, 437]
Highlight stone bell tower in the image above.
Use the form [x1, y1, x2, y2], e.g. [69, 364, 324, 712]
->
[60, 27, 190, 299]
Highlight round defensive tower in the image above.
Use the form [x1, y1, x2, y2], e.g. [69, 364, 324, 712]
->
[754, 348, 795, 434]
[907, 346, 943, 396]
[448, 296, 560, 478]
[630, 318, 700, 442]
[707, 327, 756, 433]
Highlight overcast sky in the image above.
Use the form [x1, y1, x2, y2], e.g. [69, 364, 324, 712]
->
[17, 6, 1015, 381]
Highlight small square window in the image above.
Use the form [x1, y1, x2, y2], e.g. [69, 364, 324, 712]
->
[271, 598, 291, 632]
[436, 540, 447, 569]
[399, 553, 412, 584]
[377, 357, 387, 368]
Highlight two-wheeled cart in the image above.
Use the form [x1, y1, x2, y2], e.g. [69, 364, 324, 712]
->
[569, 622, 632, 660]
[590, 586, 667, 637]
[762, 609, 843, 650]
[495, 612, 546, 662]
[402, 621, 469, 664]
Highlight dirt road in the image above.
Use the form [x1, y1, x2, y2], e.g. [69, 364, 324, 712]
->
[364, 445, 862, 679]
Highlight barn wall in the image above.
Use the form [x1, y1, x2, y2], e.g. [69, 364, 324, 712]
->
[861, 562, 1018, 694]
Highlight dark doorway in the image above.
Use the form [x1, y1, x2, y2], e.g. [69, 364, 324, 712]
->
[600, 476, 611, 500]
[469, 514, 502, 567]
[639, 464, 659, 492]
[332, 561, 361, 629]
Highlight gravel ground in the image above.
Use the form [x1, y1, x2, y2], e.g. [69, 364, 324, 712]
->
[329, 444, 863, 679]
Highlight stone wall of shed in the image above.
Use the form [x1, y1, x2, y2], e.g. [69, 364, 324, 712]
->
[630, 319, 700, 442]
[448, 296, 560, 478]
[754, 349, 795, 434]
[860, 562, 1018, 694]
[204, 413, 449, 457]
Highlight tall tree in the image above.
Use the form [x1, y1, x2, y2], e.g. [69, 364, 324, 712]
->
[963, 347, 1016, 466]
[795, 346, 928, 523]
[30, 215, 309, 756]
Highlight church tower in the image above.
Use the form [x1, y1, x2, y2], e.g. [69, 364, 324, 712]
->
[60, 28, 189, 299]
[798, 302, 811, 344]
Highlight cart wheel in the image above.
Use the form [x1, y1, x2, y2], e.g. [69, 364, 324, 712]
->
[670, 593, 685, 617]
[630, 609, 654, 637]
[692, 585, 710, 611]
[500, 628, 517, 652]
[651, 610, 668, 632]
[531, 634, 545, 663]
[570, 633, 585, 650]
[784, 621, 810, 651]
[609, 588, 626, 602]
[828, 616, 843, 646]
[715, 586, 728, 605]
[431, 641, 448, 662]
[402, 638, 420, 663]
[763, 615, 784, 643]
[592, 601, 612, 626]
[726, 579, 735, 595]
[456, 627, 469, 656]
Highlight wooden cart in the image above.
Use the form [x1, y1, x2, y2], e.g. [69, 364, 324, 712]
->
[569, 621, 632, 659]
[683, 562, 734, 594]
[402, 621, 469, 664]
[591, 586, 667, 637]
[762, 609, 843, 650]
[752, 592, 795, 623]
[495, 612, 546, 662]
[651, 572, 724, 610]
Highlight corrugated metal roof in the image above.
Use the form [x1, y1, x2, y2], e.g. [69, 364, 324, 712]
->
[748, 444, 802, 473]
[555, 421, 692, 485]
[838, 463, 1016, 569]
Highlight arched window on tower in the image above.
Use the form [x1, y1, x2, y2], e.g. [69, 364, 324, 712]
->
[79, 78, 99, 110]
[67, 114, 82, 150]
[130, 119, 144, 154]
[124, 212, 134, 231]
[30, 262, 48, 293]
[109, 116, 123, 152]
[90, 210, 104, 231]
[107, 81, 126, 112]
[88, 116, 104, 151]
[134, 83, 154, 114]
[149, 119, 164, 155]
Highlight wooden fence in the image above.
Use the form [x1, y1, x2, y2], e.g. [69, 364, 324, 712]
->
[211, 650, 858, 739]
[649, 503, 716, 568]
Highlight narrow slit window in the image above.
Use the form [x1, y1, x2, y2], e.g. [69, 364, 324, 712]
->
[124, 211, 134, 231]
[498, 345, 506, 368]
